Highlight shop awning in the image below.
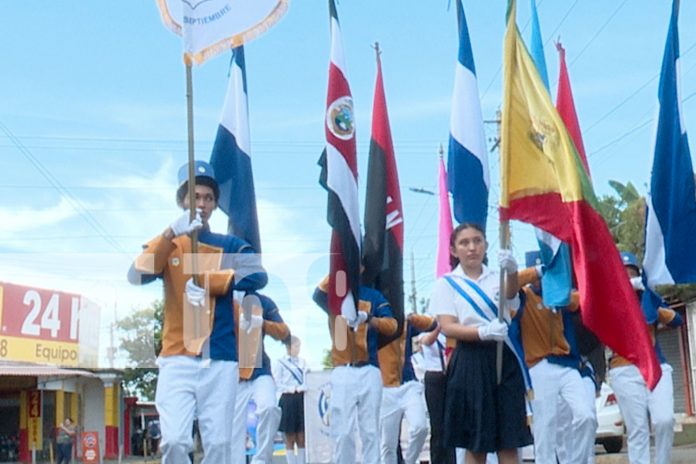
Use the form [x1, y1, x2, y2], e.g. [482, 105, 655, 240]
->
[0, 364, 97, 378]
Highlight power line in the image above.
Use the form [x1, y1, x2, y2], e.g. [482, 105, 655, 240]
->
[568, 0, 628, 67]
[0, 122, 131, 256]
[542, 0, 580, 48]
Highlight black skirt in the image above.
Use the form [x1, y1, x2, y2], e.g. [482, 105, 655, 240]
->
[443, 341, 532, 453]
[278, 392, 305, 433]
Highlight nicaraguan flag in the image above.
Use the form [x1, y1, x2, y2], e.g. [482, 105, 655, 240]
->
[643, 0, 696, 319]
[363, 52, 405, 345]
[210, 46, 262, 252]
[447, 0, 488, 229]
[528, 0, 573, 308]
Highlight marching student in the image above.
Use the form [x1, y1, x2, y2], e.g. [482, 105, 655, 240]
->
[378, 312, 435, 464]
[517, 250, 596, 464]
[313, 277, 398, 464]
[429, 222, 531, 464]
[128, 160, 267, 464]
[419, 324, 456, 464]
[273, 335, 309, 464]
[231, 292, 290, 463]
[609, 252, 683, 464]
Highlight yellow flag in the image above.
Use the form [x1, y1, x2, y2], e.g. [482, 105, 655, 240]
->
[500, 0, 592, 209]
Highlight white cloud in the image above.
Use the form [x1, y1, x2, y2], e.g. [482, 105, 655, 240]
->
[0, 196, 78, 234]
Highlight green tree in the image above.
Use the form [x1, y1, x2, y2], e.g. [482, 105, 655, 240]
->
[116, 300, 163, 400]
[321, 348, 334, 369]
[596, 180, 645, 258]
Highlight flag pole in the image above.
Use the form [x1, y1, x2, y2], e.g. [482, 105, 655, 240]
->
[185, 61, 201, 340]
[497, 221, 510, 384]
[497, 105, 507, 385]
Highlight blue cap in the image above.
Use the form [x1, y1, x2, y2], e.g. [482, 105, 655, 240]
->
[177, 160, 216, 186]
[620, 251, 640, 271]
[176, 160, 219, 205]
[525, 250, 542, 268]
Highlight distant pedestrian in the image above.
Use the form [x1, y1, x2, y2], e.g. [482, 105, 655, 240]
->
[55, 417, 76, 464]
[147, 419, 161, 457]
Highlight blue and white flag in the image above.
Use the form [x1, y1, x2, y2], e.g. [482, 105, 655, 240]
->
[527, 0, 573, 308]
[643, 0, 696, 317]
[210, 46, 262, 252]
[447, 0, 488, 229]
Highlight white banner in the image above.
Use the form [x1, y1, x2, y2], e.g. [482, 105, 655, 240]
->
[304, 370, 333, 463]
[304, 370, 366, 463]
[156, 0, 288, 65]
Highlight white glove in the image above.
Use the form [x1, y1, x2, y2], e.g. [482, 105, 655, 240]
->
[239, 314, 264, 334]
[478, 319, 508, 342]
[348, 311, 369, 329]
[498, 249, 518, 274]
[534, 264, 544, 278]
[170, 209, 203, 237]
[630, 276, 645, 291]
[185, 278, 206, 307]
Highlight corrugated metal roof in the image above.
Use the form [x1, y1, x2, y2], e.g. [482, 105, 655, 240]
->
[0, 365, 97, 378]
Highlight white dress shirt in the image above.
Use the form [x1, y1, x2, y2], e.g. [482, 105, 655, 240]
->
[272, 354, 308, 394]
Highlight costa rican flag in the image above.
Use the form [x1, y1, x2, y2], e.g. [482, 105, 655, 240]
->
[318, 0, 360, 322]
[210, 46, 261, 253]
[447, 0, 489, 229]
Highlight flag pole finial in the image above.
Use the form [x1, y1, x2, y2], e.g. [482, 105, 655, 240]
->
[372, 41, 381, 59]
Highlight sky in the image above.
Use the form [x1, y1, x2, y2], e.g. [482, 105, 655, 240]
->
[1, 0, 695, 371]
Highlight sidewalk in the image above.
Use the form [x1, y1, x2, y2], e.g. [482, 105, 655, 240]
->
[595, 443, 696, 463]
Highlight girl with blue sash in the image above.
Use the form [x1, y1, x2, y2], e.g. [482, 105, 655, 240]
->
[429, 223, 532, 464]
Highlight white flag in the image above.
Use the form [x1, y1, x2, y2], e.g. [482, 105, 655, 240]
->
[157, 0, 288, 65]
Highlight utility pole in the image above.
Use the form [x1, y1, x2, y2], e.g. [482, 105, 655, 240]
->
[483, 109, 502, 153]
[410, 250, 417, 313]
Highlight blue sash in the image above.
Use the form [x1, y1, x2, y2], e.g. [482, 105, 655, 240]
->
[443, 275, 534, 396]
[279, 358, 304, 386]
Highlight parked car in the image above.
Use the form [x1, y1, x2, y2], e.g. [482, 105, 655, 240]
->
[595, 382, 625, 453]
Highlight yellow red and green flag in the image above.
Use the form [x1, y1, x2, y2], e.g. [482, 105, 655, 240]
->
[499, 0, 661, 389]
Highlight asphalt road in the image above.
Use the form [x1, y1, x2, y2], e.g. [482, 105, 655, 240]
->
[594, 443, 696, 464]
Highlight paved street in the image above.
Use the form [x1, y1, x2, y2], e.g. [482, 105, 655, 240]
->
[594, 443, 696, 464]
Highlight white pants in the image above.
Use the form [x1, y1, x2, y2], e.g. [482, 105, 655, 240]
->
[556, 375, 597, 464]
[155, 356, 238, 464]
[330, 365, 383, 464]
[529, 360, 596, 464]
[610, 363, 674, 464]
[231, 375, 281, 463]
[380, 381, 429, 464]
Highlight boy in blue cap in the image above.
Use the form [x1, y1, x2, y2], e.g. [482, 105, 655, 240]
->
[517, 250, 596, 464]
[128, 160, 267, 464]
[609, 251, 683, 464]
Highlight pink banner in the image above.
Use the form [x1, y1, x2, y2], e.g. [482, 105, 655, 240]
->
[436, 157, 454, 277]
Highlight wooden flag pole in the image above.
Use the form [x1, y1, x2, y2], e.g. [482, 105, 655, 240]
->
[185, 62, 201, 340]
[497, 220, 510, 384]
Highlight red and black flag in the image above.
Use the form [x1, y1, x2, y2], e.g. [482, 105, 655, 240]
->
[363, 50, 405, 341]
[318, 0, 360, 321]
